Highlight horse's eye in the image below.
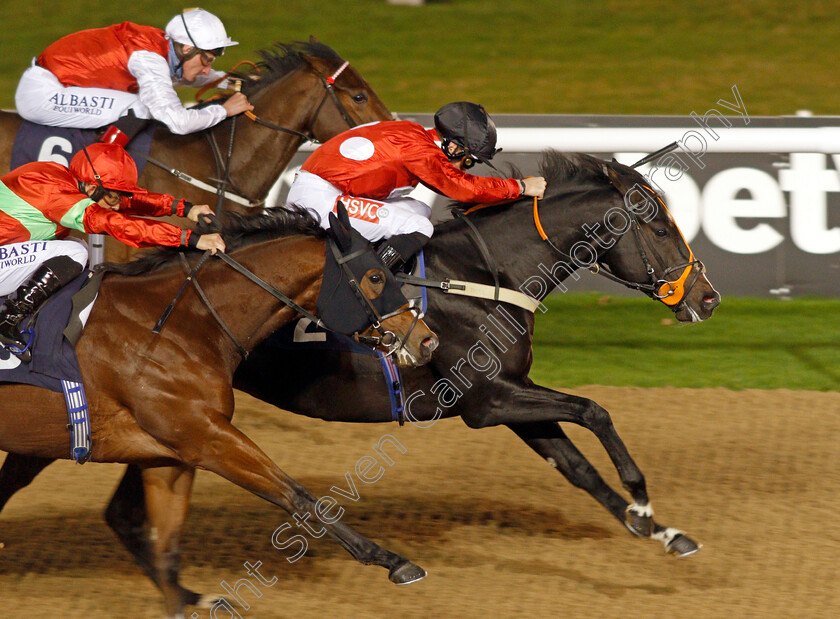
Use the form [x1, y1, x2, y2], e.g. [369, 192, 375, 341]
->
[655, 229, 668, 237]
[369, 273, 382, 284]
[352, 93, 368, 103]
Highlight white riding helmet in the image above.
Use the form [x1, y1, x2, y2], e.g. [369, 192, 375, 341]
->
[165, 9, 238, 52]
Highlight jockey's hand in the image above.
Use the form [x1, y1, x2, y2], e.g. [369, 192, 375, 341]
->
[196, 233, 226, 255]
[523, 176, 547, 199]
[223, 93, 254, 117]
[186, 203, 214, 223]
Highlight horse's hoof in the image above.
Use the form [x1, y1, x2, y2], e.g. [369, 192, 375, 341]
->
[625, 503, 653, 538]
[389, 560, 427, 585]
[181, 589, 219, 609]
[194, 594, 223, 609]
[666, 533, 702, 558]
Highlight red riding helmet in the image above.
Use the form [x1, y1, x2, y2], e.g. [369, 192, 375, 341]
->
[69, 143, 145, 194]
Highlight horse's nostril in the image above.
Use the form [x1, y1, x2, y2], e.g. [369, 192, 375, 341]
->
[703, 293, 721, 309]
[421, 336, 438, 357]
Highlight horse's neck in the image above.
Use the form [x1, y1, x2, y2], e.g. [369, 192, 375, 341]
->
[99, 237, 326, 365]
[224, 78, 315, 199]
[145, 70, 316, 205]
[426, 195, 612, 298]
[209, 236, 325, 345]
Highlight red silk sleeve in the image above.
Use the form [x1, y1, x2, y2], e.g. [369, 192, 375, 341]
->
[122, 191, 181, 217]
[402, 142, 520, 203]
[82, 205, 185, 248]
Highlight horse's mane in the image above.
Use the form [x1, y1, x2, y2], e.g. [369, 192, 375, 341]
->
[538, 150, 617, 189]
[100, 206, 325, 276]
[231, 39, 343, 96]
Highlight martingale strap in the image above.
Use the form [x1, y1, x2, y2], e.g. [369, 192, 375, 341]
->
[62, 380, 91, 464]
[376, 350, 405, 425]
[396, 274, 541, 313]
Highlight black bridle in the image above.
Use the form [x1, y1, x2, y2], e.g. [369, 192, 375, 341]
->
[532, 176, 704, 307]
[326, 241, 421, 355]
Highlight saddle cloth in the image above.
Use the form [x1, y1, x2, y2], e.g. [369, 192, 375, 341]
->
[0, 270, 100, 392]
[10, 120, 156, 172]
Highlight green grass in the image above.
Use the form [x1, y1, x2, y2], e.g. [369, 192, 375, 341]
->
[1, 0, 837, 115]
[2, 2, 836, 392]
[530, 294, 840, 391]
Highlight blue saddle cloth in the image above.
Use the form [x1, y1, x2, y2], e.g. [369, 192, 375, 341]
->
[11, 120, 155, 172]
[0, 271, 96, 393]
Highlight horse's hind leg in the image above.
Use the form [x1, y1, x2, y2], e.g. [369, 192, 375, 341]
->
[0, 453, 55, 513]
[104, 465, 212, 610]
[140, 465, 219, 618]
[508, 419, 700, 556]
[156, 417, 425, 585]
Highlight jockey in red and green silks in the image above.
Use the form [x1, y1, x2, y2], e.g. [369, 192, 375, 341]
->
[0, 142, 224, 361]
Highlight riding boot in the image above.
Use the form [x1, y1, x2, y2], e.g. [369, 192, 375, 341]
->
[0, 257, 84, 362]
[376, 232, 430, 274]
[99, 110, 151, 148]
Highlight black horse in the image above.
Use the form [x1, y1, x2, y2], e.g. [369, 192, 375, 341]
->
[0, 152, 720, 601]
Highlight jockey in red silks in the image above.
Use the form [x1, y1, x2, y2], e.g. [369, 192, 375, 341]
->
[14, 8, 253, 147]
[287, 101, 547, 271]
[0, 142, 224, 361]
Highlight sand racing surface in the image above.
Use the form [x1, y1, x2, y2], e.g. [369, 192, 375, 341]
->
[1, 386, 838, 618]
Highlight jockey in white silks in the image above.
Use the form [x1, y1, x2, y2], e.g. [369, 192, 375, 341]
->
[14, 8, 253, 146]
[287, 101, 547, 271]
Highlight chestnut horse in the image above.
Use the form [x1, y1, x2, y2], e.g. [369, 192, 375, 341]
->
[0, 207, 437, 617]
[0, 39, 392, 260]
[0, 153, 721, 612]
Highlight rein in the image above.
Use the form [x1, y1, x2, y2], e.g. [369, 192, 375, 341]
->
[131, 59, 358, 209]
[151, 234, 412, 359]
[152, 249, 323, 359]
[397, 203, 542, 313]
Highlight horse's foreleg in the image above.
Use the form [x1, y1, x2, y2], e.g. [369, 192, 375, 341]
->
[508, 421, 631, 523]
[104, 464, 211, 610]
[468, 384, 650, 506]
[0, 453, 56, 513]
[162, 418, 425, 585]
[470, 385, 700, 556]
[141, 465, 218, 618]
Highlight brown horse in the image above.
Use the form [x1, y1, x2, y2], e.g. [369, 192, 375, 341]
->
[0, 208, 437, 617]
[0, 39, 392, 261]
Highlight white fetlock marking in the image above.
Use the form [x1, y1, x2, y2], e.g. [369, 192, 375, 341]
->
[196, 595, 219, 609]
[627, 502, 653, 518]
[652, 527, 682, 546]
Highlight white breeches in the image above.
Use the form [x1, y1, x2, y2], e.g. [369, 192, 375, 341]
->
[15, 62, 150, 129]
[287, 170, 434, 242]
[0, 239, 88, 296]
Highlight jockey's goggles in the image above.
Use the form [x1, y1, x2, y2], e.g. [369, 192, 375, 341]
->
[441, 139, 478, 169]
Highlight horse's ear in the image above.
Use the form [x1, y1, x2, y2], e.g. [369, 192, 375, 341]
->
[309, 35, 320, 44]
[602, 162, 631, 194]
[328, 202, 353, 252]
[335, 200, 352, 229]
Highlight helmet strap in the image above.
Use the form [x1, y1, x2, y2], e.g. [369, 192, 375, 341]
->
[80, 146, 109, 202]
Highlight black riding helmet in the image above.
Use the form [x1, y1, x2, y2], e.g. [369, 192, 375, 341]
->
[434, 102, 502, 165]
